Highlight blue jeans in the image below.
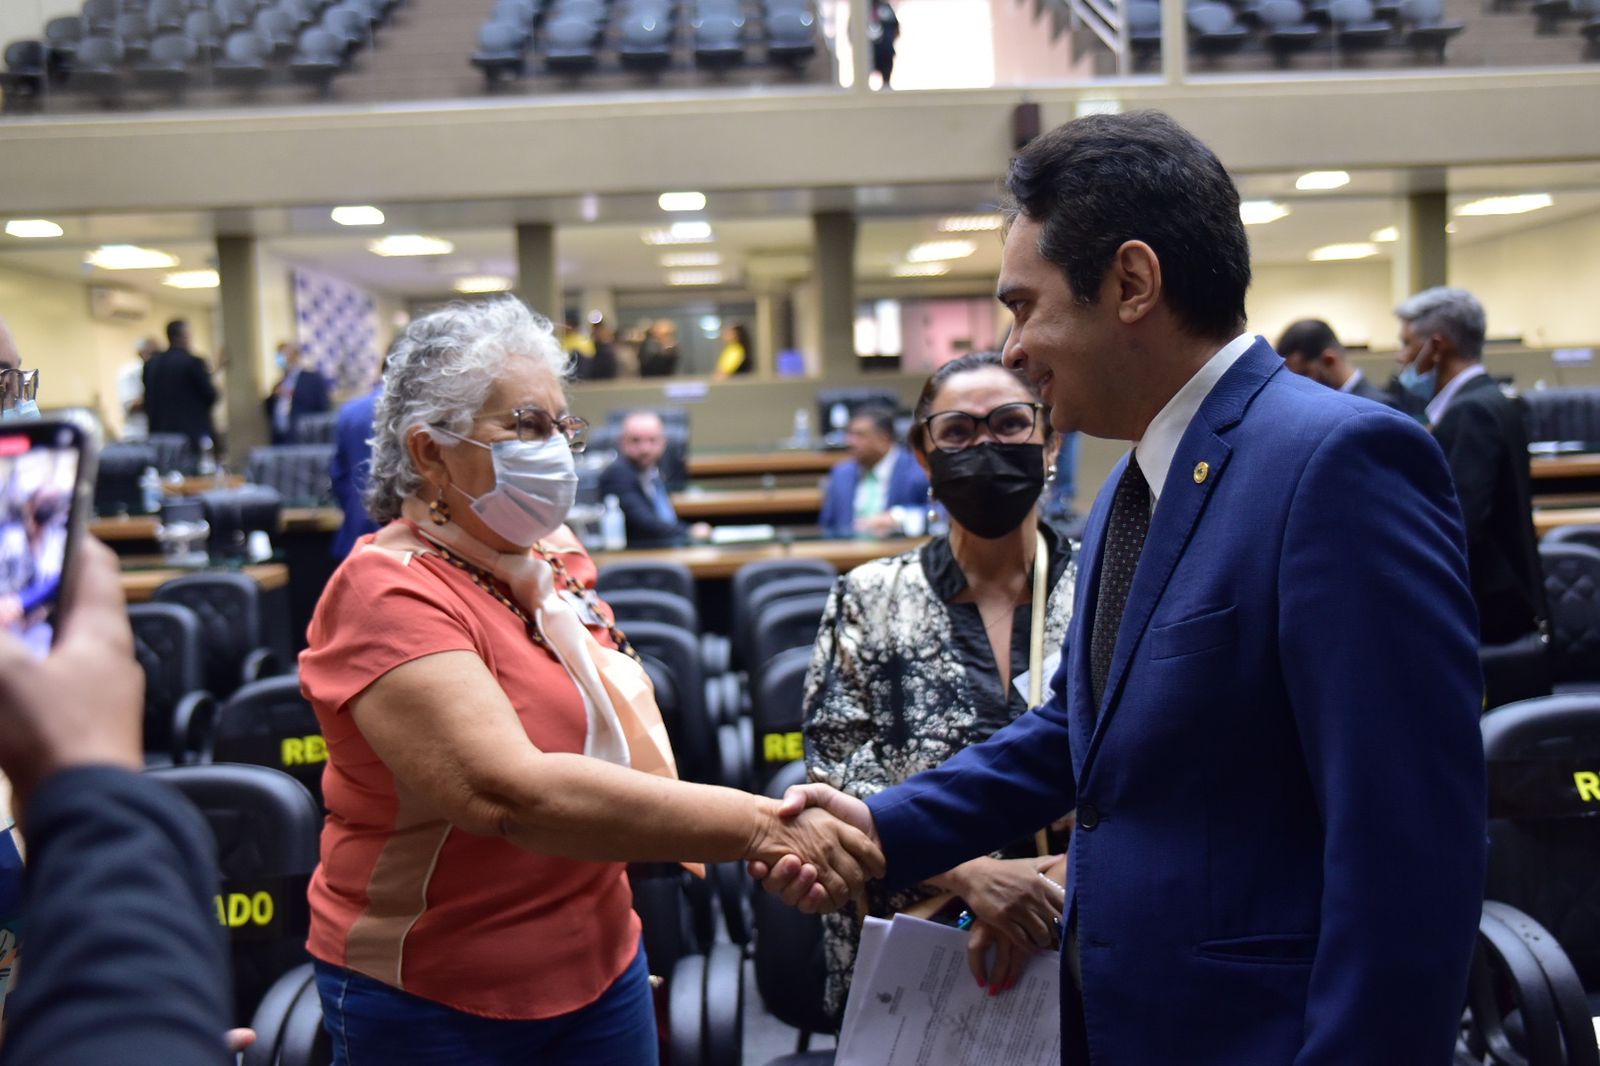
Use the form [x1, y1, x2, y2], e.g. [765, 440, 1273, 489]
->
[314, 944, 658, 1066]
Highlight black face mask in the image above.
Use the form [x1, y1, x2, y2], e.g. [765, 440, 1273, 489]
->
[927, 442, 1045, 539]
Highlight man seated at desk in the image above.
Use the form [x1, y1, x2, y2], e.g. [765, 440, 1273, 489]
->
[819, 404, 929, 538]
[598, 410, 711, 547]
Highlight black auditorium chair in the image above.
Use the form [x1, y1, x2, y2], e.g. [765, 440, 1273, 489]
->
[217, 0, 259, 32]
[1257, 0, 1323, 65]
[1481, 633, 1554, 712]
[243, 963, 329, 1066]
[765, 8, 817, 67]
[292, 410, 340, 446]
[598, 559, 697, 602]
[753, 645, 812, 789]
[154, 571, 283, 699]
[214, 30, 273, 90]
[471, 19, 529, 83]
[750, 594, 830, 679]
[247, 444, 336, 506]
[94, 442, 157, 516]
[630, 620, 751, 789]
[1399, 0, 1462, 59]
[1328, 0, 1393, 50]
[542, 15, 601, 74]
[1547, 524, 1600, 555]
[618, 12, 675, 72]
[321, 4, 372, 57]
[737, 573, 835, 682]
[629, 863, 745, 1066]
[605, 588, 700, 633]
[641, 651, 717, 791]
[1127, 0, 1163, 68]
[254, 6, 301, 55]
[1541, 543, 1600, 691]
[693, 11, 746, 69]
[113, 12, 152, 62]
[207, 675, 328, 812]
[730, 559, 837, 668]
[150, 764, 322, 1029]
[134, 33, 197, 95]
[129, 602, 217, 768]
[1186, 3, 1250, 63]
[145, 432, 196, 475]
[45, 16, 83, 65]
[69, 35, 126, 103]
[146, 0, 188, 34]
[753, 760, 837, 1064]
[0, 41, 49, 109]
[289, 27, 346, 93]
[82, 0, 119, 35]
[199, 484, 283, 562]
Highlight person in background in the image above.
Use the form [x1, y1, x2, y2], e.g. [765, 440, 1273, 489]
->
[712, 322, 753, 380]
[265, 342, 332, 445]
[1396, 286, 1547, 646]
[818, 403, 930, 538]
[1040, 430, 1080, 528]
[0, 317, 40, 420]
[302, 298, 879, 1065]
[0, 539, 236, 1066]
[573, 322, 619, 381]
[637, 320, 680, 378]
[1275, 319, 1403, 410]
[117, 338, 159, 439]
[143, 320, 218, 457]
[806, 351, 1072, 1020]
[869, 0, 899, 88]
[597, 410, 710, 547]
[329, 367, 383, 560]
[560, 316, 598, 378]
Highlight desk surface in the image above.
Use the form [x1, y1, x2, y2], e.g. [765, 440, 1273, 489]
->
[590, 536, 925, 579]
[687, 450, 846, 479]
[91, 506, 343, 542]
[1531, 454, 1600, 479]
[671, 487, 823, 520]
[1535, 507, 1600, 538]
[119, 562, 289, 603]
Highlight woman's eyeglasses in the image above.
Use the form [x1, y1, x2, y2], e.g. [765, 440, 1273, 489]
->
[922, 402, 1044, 452]
[479, 406, 589, 452]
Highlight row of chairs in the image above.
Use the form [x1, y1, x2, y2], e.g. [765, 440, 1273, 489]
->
[1143, 0, 1465, 69]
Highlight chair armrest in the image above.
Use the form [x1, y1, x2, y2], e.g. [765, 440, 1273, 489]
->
[717, 723, 748, 791]
[242, 962, 315, 1066]
[170, 690, 217, 766]
[1467, 904, 1562, 1066]
[1482, 900, 1600, 1066]
[668, 953, 706, 1066]
[710, 860, 753, 947]
[242, 646, 283, 685]
[702, 942, 744, 1066]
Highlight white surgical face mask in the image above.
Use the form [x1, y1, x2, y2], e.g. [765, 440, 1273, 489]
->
[1, 400, 39, 421]
[441, 430, 578, 547]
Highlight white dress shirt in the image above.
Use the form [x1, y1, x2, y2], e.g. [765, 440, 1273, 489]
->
[1133, 332, 1257, 512]
[853, 447, 899, 521]
[1424, 363, 1487, 427]
[1339, 368, 1366, 394]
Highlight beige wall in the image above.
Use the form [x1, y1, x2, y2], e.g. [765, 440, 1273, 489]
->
[0, 1, 77, 55]
[0, 263, 215, 436]
[1452, 210, 1600, 350]
[1246, 260, 1395, 353]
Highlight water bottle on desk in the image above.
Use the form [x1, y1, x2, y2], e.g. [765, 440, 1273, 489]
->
[139, 466, 162, 514]
[791, 408, 813, 449]
[197, 435, 217, 477]
[600, 495, 627, 551]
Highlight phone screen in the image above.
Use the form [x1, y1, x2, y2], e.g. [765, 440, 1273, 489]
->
[0, 425, 82, 657]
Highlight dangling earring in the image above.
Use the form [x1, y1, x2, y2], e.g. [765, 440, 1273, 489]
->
[1046, 461, 1058, 485]
[429, 488, 451, 525]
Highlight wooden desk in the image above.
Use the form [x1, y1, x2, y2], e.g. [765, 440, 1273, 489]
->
[687, 451, 846, 479]
[1532, 455, 1600, 480]
[92, 506, 343, 541]
[590, 537, 925, 580]
[671, 487, 823, 521]
[1535, 507, 1600, 539]
[282, 506, 344, 533]
[175, 474, 245, 495]
[119, 562, 289, 603]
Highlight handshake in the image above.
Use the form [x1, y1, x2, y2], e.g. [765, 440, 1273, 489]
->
[744, 783, 883, 913]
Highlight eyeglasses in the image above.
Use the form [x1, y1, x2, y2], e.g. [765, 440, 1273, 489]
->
[0, 368, 39, 406]
[922, 401, 1044, 453]
[482, 406, 589, 452]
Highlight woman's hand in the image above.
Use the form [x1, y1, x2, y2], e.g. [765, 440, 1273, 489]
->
[947, 855, 1064, 952]
[967, 920, 1026, 992]
[745, 801, 885, 912]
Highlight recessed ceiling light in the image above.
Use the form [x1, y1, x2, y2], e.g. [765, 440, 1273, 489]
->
[1307, 242, 1379, 262]
[937, 214, 1003, 233]
[163, 269, 220, 289]
[660, 252, 722, 267]
[1455, 193, 1554, 217]
[1295, 171, 1351, 192]
[5, 219, 63, 239]
[892, 262, 951, 277]
[1239, 201, 1290, 226]
[667, 270, 724, 286]
[1446, 222, 1459, 234]
[368, 235, 454, 257]
[642, 222, 714, 246]
[453, 275, 513, 294]
[906, 239, 977, 263]
[84, 244, 181, 270]
[658, 191, 707, 212]
[331, 205, 385, 226]
[1370, 226, 1399, 243]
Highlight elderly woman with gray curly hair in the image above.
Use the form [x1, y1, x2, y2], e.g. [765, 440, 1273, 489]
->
[298, 297, 881, 1066]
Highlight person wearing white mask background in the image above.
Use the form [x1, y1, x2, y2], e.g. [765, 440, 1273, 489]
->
[297, 297, 883, 1066]
[0, 316, 40, 421]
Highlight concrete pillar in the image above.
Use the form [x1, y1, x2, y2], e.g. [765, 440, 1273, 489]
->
[1393, 191, 1449, 306]
[850, 0, 872, 90]
[1160, 0, 1186, 84]
[515, 222, 560, 322]
[753, 287, 787, 376]
[216, 234, 265, 462]
[812, 211, 858, 377]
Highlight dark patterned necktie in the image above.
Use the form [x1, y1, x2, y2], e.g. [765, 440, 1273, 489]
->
[1089, 455, 1150, 712]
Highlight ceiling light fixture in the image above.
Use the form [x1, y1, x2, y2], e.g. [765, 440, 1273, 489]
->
[1370, 226, 1399, 243]
[1455, 193, 1554, 217]
[667, 270, 724, 286]
[1295, 171, 1351, 192]
[162, 269, 220, 289]
[1307, 242, 1380, 262]
[642, 221, 715, 246]
[1239, 201, 1290, 226]
[936, 214, 1004, 233]
[906, 239, 977, 263]
[368, 235, 454, 257]
[453, 275, 513, 294]
[658, 191, 707, 212]
[4, 219, 63, 239]
[84, 244, 181, 270]
[331, 205, 385, 226]
[1446, 222, 1459, 234]
[659, 252, 722, 267]
[891, 262, 951, 277]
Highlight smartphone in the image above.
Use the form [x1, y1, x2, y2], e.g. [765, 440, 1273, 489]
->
[0, 412, 100, 657]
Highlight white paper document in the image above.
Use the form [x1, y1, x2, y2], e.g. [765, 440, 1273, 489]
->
[836, 914, 1061, 1066]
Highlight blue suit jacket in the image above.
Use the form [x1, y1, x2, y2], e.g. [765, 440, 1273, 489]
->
[818, 446, 930, 537]
[866, 340, 1486, 1065]
[329, 388, 381, 559]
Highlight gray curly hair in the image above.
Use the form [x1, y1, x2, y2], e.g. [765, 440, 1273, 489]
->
[364, 297, 569, 524]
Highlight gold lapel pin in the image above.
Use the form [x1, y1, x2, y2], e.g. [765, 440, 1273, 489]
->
[1193, 461, 1210, 484]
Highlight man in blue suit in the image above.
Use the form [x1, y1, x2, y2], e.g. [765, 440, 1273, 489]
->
[329, 383, 382, 559]
[755, 111, 1486, 1064]
[265, 342, 331, 445]
[818, 404, 929, 537]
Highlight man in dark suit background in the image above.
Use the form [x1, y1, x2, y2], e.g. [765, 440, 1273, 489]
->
[1275, 318, 1405, 410]
[143, 319, 218, 457]
[329, 381, 382, 559]
[597, 410, 710, 547]
[817, 404, 929, 537]
[265, 342, 331, 445]
[1398, 285, 1548, 645]
[756, 111, 1485, 1065]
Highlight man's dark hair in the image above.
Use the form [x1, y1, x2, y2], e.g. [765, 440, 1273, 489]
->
[165, 319, 188, 347]
[850, 402, 898, 441]
[1275, 319, 1341, 362]
[1003, 110, 1250, 342]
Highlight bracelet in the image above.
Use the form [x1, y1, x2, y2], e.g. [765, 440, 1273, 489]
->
[1037, 871, 1065, 894]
